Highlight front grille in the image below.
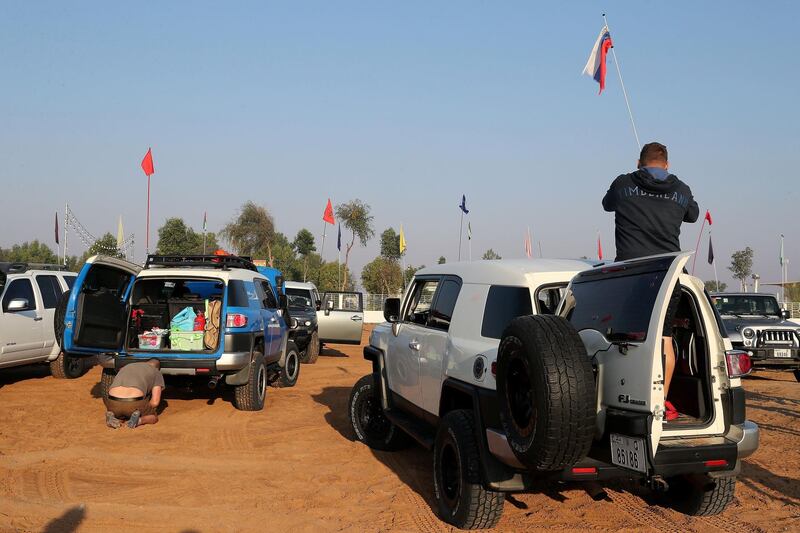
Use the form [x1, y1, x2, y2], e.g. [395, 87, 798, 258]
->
[757, 329, 798, 347]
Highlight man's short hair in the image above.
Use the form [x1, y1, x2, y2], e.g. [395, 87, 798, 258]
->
[147, 358, 161, 369]
[639, 142, 668, 165]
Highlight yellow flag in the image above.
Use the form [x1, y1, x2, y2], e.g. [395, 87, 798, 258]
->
[399, 225, 407, 254]
[116, 216, 124, 248]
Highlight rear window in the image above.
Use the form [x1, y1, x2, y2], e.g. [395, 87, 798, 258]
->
[429, 279, 461, 331]
[36, 275, 63, 309]
[481, 286, 533, 339]
[227, 280, 249, 307]
[63, 275, 77, 289]
[566, 270, 666, 341]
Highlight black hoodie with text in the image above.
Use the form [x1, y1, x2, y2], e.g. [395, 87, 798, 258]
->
[602, 169, 699, 261]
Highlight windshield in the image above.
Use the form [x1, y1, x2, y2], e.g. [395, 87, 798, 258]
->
[287, 294, 312, 309]
[713, 295, 781, 317]
[563, 270, 667, 342]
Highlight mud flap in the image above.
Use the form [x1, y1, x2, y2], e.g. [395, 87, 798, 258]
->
[225, 362, 253, 386]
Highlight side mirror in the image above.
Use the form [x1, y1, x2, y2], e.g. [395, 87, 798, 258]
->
[384, 298, 401, 323]
[315, 299, 322, 311]
[279, 294, 287, 310]
[782, 309, 790, 320]
[7, 298, 30, 312]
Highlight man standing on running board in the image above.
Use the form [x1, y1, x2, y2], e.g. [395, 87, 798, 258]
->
[104, 359, 164, 429]
[602, 142, 699, 421]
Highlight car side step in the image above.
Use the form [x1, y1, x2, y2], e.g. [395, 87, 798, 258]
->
[384, 409, 435, 450]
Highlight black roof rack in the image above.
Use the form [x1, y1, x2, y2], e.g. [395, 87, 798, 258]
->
[0, 262, 67, 274]
[144, 254, 258, 272]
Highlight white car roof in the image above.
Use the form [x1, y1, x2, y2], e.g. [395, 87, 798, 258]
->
[417, 259, 599, 286]
[284, 281, 318, 290]
[137, 267, 261, 282]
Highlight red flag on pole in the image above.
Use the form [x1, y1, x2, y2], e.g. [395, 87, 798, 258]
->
[704, 210, 713, 225]
[55, 212, 59, 245]
[323, 199, 335, 225]
[141, 148, 155, 176]
[597, 233, 603, 260]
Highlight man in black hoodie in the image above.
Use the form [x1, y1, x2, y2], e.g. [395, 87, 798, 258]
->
[602, 142, 699, 421]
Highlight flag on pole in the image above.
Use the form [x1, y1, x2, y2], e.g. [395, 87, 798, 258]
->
[459, 194, 469, 214]
[337, 225, 342, 251]
[55, 212, 59, 245]
[116, 216, 124, 249]
[708, 235, 715, 265]
[323, 199, 335, 224]
[399, 225, 407, 254]
[141, 148, 155, 176]
[704, 210, 713, 225]
[203, 212, 207, 232]
[582, 25, 613, 93]
[597, 232, 603, 260]
[467, 222, 472, 240]
[780, 234, 785, 266]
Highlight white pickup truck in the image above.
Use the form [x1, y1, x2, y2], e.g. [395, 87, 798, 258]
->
[349, 253, 759, 529]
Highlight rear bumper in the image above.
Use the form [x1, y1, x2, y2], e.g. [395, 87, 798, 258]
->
[102, 351, 250, 375]
[728, 420, 759, 459]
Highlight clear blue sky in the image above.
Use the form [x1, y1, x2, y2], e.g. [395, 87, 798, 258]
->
[1, 1, 798, 289]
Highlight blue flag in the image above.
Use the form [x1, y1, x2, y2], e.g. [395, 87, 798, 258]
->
[459, 194, 469, 214]
[337, 224, 341, 251]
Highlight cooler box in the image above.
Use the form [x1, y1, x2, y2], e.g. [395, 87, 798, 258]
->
[170, 331, 205, 351]
[138, 333, 166, 350]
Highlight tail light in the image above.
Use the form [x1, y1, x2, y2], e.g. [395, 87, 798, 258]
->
[226, 313, 248, 328]
[725, 350, 752, 378]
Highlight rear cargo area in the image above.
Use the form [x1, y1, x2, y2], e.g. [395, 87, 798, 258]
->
[127, 278, 224, 353]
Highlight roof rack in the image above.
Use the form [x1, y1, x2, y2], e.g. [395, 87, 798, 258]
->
[0, 262, 67, 274]
[144, 254, 258, 272]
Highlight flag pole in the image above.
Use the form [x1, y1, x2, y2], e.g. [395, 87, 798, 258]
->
[603, 14, 641, 151]
[538, 240, 543, 258]
[146, 174, 151, 255]
[691, 216, 708, 275]
[468, 230, 472, 262]
[458, 211, 464, 262]
[320, 223, 327, 260]
[63, 203, 68, 266]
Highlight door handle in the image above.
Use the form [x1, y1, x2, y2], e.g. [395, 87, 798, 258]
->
[34, 317, 43, 322]
[350, 315, 363, 322]
[409, 341, 420, 351]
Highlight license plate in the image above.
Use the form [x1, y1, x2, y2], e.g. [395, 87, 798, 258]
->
[610, 433, 647, 473]
[774, 349, 792, 358]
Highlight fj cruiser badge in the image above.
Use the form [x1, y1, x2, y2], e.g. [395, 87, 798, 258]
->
[618, 394, 646, 406]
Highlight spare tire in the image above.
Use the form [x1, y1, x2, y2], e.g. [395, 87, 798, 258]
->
[53, 290, 70, 349]
[496, 315, 595, 471]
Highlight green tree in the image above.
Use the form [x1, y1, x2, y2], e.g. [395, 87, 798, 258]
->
[221, 202, 276, 258]
[156, 218, 220, 255]
[380, 228, 401, 260]
[88, 233, 123, 258]
[728, 247, 754, 291]
[482, 249, 501, 260]
[316, 261, 354, 292]
[404, 264, 424, 287]
[705, 280, 728, 292]
[361, 256, 403, 294]
[0, 240, 59, 264]
[293, 228, 316, 281]
[270, 232, 301, 281]
[437, 256, 446, 264]
[336, 199, 374, 289]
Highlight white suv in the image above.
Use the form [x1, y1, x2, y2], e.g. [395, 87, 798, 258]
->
[349, 253, 759, 529]
[0, 263, 80, 377]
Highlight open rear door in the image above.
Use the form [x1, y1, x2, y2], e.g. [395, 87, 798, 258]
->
[63, 255, 141, 355]
[563, 252, 691, 473]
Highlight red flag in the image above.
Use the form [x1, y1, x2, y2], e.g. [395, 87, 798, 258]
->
[322, 198, 335, 225]
[704, 210, 712, 225]
[141, 148, 155, 176]
[55, 212, 59, 245]
[597, 233, 603, 260]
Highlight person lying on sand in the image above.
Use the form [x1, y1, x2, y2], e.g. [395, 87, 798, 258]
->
[104, 359, 164, 429]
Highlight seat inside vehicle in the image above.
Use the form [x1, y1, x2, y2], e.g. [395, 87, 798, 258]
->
[127, 278, 224, 352]
[665, 287, 713, 425]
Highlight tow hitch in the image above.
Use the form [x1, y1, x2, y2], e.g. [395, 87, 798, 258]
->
[649, 475, 669, 492]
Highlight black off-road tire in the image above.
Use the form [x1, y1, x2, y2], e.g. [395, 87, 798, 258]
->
[53, 290, 70, 349]
[233, 352, 267, 411]
[793, 369, 800, 382]
[433, 409, 504, 529]
[496, 315, 595, 471]
[666, 475, 736, 516]
[100, 369, 116, 398]
[349, 374, 410, 451]
[300, 330, 320, 364]
[50, 351, 84, 379]
[276, 341, 301, 388]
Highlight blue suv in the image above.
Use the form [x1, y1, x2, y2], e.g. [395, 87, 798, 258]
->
[60, 254, 301, 411]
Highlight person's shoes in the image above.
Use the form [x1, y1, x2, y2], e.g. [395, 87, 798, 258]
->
[127, 410, 141, 429]
[665, 401, 680, 421]
[105, 411, 121, 429]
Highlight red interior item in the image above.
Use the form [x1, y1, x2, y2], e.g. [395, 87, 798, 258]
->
[194, 314, 206, 331]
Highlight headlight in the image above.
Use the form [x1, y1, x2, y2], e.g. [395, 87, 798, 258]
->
[742, 328, 754, 339]
[304, 320, 312, 327]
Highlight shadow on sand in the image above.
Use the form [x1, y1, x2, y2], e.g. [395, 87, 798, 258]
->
[42, 504, 86, 533]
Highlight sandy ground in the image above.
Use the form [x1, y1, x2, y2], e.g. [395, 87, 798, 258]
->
[0, 328, 798, 533]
